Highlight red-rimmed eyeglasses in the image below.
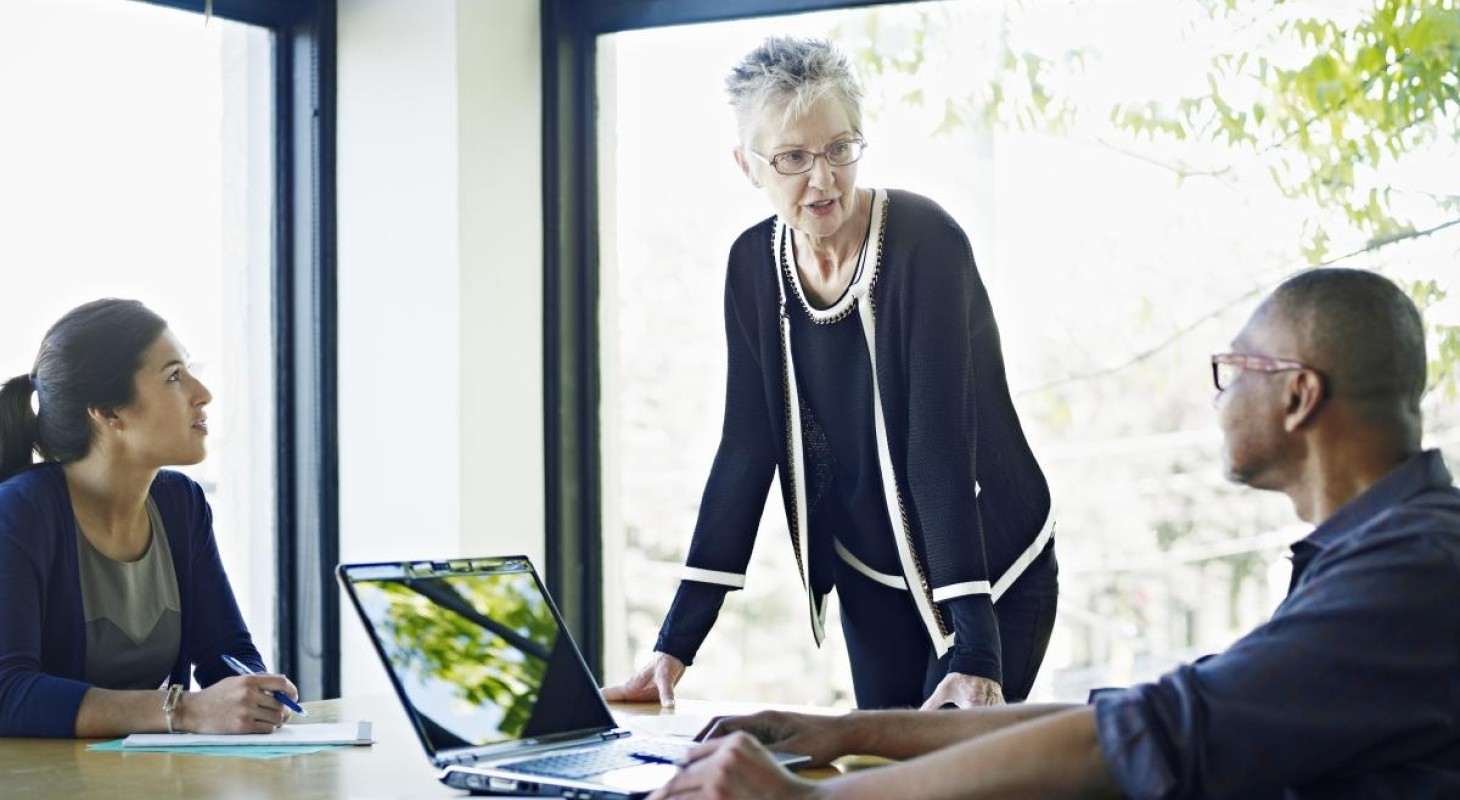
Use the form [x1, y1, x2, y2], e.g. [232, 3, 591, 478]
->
[1211, 352, 1318, 393]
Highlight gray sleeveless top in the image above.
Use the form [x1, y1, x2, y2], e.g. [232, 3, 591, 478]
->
[77, 498, 182, 690]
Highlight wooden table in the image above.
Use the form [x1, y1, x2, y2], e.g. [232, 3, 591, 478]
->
[0, 695, 845, 799]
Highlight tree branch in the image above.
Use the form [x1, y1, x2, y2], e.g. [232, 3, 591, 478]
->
[1262, 50, 1409, 153]
[1360, 216, 1460, 251]
[1016, 215, 1460, 397]
[1090, 136, 1237, 183]
[1016, 281, 1270, 397]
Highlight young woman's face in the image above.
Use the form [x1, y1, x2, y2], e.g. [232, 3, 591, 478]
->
[110, 329, 213, 468]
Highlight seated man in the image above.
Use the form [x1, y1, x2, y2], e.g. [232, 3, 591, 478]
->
[649, 267, 1460, 800]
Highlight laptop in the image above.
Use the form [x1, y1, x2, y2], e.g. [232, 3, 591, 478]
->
[337, 556, 810, 798]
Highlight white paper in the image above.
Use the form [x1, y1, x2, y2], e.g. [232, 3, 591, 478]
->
[614, 713, 711, 739]
[122, 720, 373, 747]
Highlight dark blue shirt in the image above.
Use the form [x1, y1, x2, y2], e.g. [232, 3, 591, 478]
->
[1095, 449, 1460, 799]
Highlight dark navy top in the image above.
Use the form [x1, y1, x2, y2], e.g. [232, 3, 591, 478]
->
[787, 275, 902, 592]
[785, 255, 991, 675]
[0, 464, 263, 737]
[1094, 449, 1460, 799]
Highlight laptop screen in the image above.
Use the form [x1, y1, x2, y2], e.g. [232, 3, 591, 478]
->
[340, 557, 618, 756]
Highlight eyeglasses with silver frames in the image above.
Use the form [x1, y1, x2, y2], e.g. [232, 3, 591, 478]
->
[747, 138, 867, 176]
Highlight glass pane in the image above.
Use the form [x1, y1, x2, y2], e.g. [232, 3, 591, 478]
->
[598, 1, 1459, 706]
[0, 1, 277, 667]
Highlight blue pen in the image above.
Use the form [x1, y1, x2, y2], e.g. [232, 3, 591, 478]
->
[220, 654, 308, 716]
[630, 751, 685, 767]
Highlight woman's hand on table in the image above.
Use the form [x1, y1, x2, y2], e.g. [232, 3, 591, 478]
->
[178, 675, 298, 733]
[920, 673, 1004, 710]
[602, 652, 686, 707]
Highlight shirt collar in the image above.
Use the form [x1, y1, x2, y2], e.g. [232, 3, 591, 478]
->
[1298, 449, 1453, 554]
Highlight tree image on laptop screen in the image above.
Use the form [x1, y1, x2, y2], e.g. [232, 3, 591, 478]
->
[357, 572, 560, 748]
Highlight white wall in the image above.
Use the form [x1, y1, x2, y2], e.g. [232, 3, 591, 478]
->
[457, 0, 545, 568]
[336, 0, 543, 698]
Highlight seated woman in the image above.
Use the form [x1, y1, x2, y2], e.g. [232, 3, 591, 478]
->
[0, 298, 298, 738]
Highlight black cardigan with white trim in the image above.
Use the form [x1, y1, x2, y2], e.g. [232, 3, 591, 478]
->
[655, 189, 1053, 684]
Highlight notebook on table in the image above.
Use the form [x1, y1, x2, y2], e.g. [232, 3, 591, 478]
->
[123, 722, 372, 747]
[337, 556, 809, 799]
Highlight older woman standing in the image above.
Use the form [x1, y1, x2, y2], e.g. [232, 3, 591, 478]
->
[604, 37, 1057, 710]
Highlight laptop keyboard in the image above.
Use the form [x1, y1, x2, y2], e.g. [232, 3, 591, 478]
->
[501, 739, 694, 779]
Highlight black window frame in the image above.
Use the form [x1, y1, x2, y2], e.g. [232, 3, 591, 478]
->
[541, 0, 917, 679]
[132, 0, 339, 699]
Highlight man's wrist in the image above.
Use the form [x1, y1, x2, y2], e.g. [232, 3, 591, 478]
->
[838, 711, 877, 756]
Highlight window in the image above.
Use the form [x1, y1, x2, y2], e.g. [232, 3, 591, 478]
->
[595, 0, 1460, 705]
[0, 0, 277, 666]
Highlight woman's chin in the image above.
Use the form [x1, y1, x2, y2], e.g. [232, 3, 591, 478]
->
[792, 212, 850, 240]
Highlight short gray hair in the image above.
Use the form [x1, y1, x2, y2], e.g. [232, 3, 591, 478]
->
[725, 37, 864, 149]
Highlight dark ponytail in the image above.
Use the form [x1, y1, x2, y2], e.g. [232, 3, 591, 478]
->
[0, 375, 40, 482]
[0, 299, 168, 483]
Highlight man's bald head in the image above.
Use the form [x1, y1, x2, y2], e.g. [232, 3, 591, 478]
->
[1267, 268, 1427, 443]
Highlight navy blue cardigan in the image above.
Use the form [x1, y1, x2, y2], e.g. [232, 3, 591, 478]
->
[0, 464, 262, 737]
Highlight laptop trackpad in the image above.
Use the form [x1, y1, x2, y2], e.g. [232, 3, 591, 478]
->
[597, 763, 678, 793]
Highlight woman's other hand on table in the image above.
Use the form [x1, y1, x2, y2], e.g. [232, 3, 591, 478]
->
[602, 652, 686, 707]
[920, 673, 1004, 710]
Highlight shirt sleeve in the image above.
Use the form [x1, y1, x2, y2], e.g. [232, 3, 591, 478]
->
[654, 581, 731, 666]
[658, 236, 779, 660]
[943, 594, 1001, 683]
[896, 201, 1051, 612]
[899, 214, 993, 595]
[170, 476, 263, 688]
[0, 490, 91, 737]
[1093, 517, 1460, 800]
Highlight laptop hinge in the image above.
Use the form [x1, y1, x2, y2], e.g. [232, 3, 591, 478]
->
[601, 729, 632, 742]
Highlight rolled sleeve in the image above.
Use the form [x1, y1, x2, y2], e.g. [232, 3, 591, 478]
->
[0, 491, 92, 737]
[1094, 685, 1183, 800]
[0, 671, 91, 738]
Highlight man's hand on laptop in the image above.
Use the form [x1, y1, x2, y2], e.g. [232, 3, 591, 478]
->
[648, 732, 822, 800]
[602, 651, 686, 707]
[698, 710, 848, 768]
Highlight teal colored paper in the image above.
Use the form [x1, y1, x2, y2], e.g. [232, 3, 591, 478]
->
[87, 739, 348, 759]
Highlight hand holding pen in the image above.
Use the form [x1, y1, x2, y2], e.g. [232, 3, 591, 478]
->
[221, 654, 308, 717]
